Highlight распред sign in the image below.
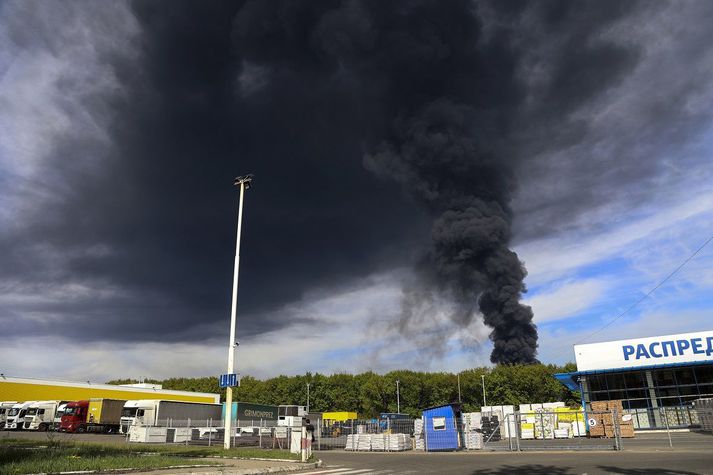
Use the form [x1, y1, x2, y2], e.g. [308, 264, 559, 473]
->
[574, 330, 713, 372]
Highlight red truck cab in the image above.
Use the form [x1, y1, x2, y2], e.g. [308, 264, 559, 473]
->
[60, 400, 88, 433]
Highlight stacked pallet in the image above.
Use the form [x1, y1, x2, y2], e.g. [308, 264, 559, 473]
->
[589, 400, 635, 438]
[694, 398, 713, 433]
[386, 433, 411, 451]
[481, 415, 501, 441]
[461, 412, 483, 450]
[464, 431, 484, 449]
[533, 408, 555, 439]
[371, 434, 385, 451]
[345, 434, 372, 451]
[414, 418, 425, 451]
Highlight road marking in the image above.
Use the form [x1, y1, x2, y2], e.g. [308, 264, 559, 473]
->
[298, 469, 355, 475]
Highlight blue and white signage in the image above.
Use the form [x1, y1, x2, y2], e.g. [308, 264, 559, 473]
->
[219, 373, 238, 388]
[574, 330, 713, 372]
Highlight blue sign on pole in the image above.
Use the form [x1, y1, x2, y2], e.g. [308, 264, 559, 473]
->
[219, 373, 238, 388]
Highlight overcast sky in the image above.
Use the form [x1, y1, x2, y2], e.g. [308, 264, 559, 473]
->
[1, 0, 712, 382]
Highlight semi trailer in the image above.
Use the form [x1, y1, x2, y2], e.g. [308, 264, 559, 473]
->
[23, 401, 64, 431]
[120, 400, 222, 433]
[60, 399, 126, 433]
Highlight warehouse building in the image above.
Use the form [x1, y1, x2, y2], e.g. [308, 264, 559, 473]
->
[556, 330, 713, 430]
[0, 376, 220, 404]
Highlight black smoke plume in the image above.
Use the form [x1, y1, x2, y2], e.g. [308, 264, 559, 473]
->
[232, 0, 538, 363]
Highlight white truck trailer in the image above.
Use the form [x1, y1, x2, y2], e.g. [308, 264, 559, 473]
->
[120, 400, 222, 434]
[23, 401, 63, 431]
[0, 402, 18, 429]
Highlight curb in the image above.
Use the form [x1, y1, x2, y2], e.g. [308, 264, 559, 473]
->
[28, 459, 323, 475]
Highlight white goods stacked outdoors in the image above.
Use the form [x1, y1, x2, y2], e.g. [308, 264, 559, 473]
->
[694, 398, 713, 433]
[414, 418, 425, 451]
[464, 431, 484, 449]
[345, 433, 411, 452]
[533, 408, 555, 439]
[386, 433, 411, 451]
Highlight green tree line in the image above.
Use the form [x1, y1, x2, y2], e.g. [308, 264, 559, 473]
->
[108, 363, 579, 418]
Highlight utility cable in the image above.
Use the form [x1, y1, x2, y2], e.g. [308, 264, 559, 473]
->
[573, 234, 713, 345]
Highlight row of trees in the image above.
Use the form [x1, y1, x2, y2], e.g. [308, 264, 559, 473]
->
[108, 363, 579, 418]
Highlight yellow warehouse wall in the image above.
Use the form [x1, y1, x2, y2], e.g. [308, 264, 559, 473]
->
[0, 382, 217, 404]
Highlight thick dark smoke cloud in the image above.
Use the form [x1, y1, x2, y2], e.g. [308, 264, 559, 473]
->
[2, 0, 713, 368]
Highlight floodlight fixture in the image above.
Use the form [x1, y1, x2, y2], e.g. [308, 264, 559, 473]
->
[234, 174, 253, 189]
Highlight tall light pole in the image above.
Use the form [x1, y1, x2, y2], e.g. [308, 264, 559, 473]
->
[224, 174, 253, 449]
[481, 374, 487, 408]
[457, 373, 462, 404]
[306, 383, 310, 414]
[396, 380, 400, 414]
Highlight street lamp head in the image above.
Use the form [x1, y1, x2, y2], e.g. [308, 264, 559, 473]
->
[234, 174, 254, 189]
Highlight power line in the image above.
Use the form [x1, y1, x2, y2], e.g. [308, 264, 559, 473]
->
[574, 234, 713, 346]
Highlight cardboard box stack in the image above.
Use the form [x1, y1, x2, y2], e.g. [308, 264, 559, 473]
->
[588, 400, 635, 438]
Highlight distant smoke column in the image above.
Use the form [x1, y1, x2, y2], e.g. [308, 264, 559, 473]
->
[366, 101, 538, 364]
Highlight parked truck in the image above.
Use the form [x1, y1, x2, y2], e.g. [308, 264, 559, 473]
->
[4, 401, 36, 430]
[60, 399, 126, 433]
[52, 402, 68, 430]
[23, 401, 64, 431]
[120, 400, 222, 434]
[0, 402, 18, 429]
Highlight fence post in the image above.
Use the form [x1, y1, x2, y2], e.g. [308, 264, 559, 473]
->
[208, 418, 212, 447]
[612, 409, 621, 451]
[424, 417, 428, 453]
[259, 418, 263, 448]
[301, 426, 307, 462]
[662, 407, 673, 449]
[515, 412, 521, 452]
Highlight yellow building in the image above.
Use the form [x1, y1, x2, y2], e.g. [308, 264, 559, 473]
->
[0, 377, 219, 404]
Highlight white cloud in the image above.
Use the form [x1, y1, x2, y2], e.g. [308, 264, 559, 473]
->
[525, 278, 612, 324]
[0, 270, 490, 381]
[517, 189, 713, 287]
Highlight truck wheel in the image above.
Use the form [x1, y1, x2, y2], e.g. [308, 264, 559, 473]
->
[38, 424, 48, 432]
[77, 425, 86, 433]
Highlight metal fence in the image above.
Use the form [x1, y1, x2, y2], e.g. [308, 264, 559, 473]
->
[317, 419, 414, 451]
[474, 410, 623, 451]
[124, 418, 294, 448]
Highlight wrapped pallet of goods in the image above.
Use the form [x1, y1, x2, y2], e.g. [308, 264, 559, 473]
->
[414, 418, 425, 451]
[520, 413, 536, 439]
[371, 434, 386, 451]
[694, 398, 713, 433]
[533, 408, 555, 439]
[386, 433, 411, 451]
[464, 431, 484, 449]
[462, 412, 483, 450]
